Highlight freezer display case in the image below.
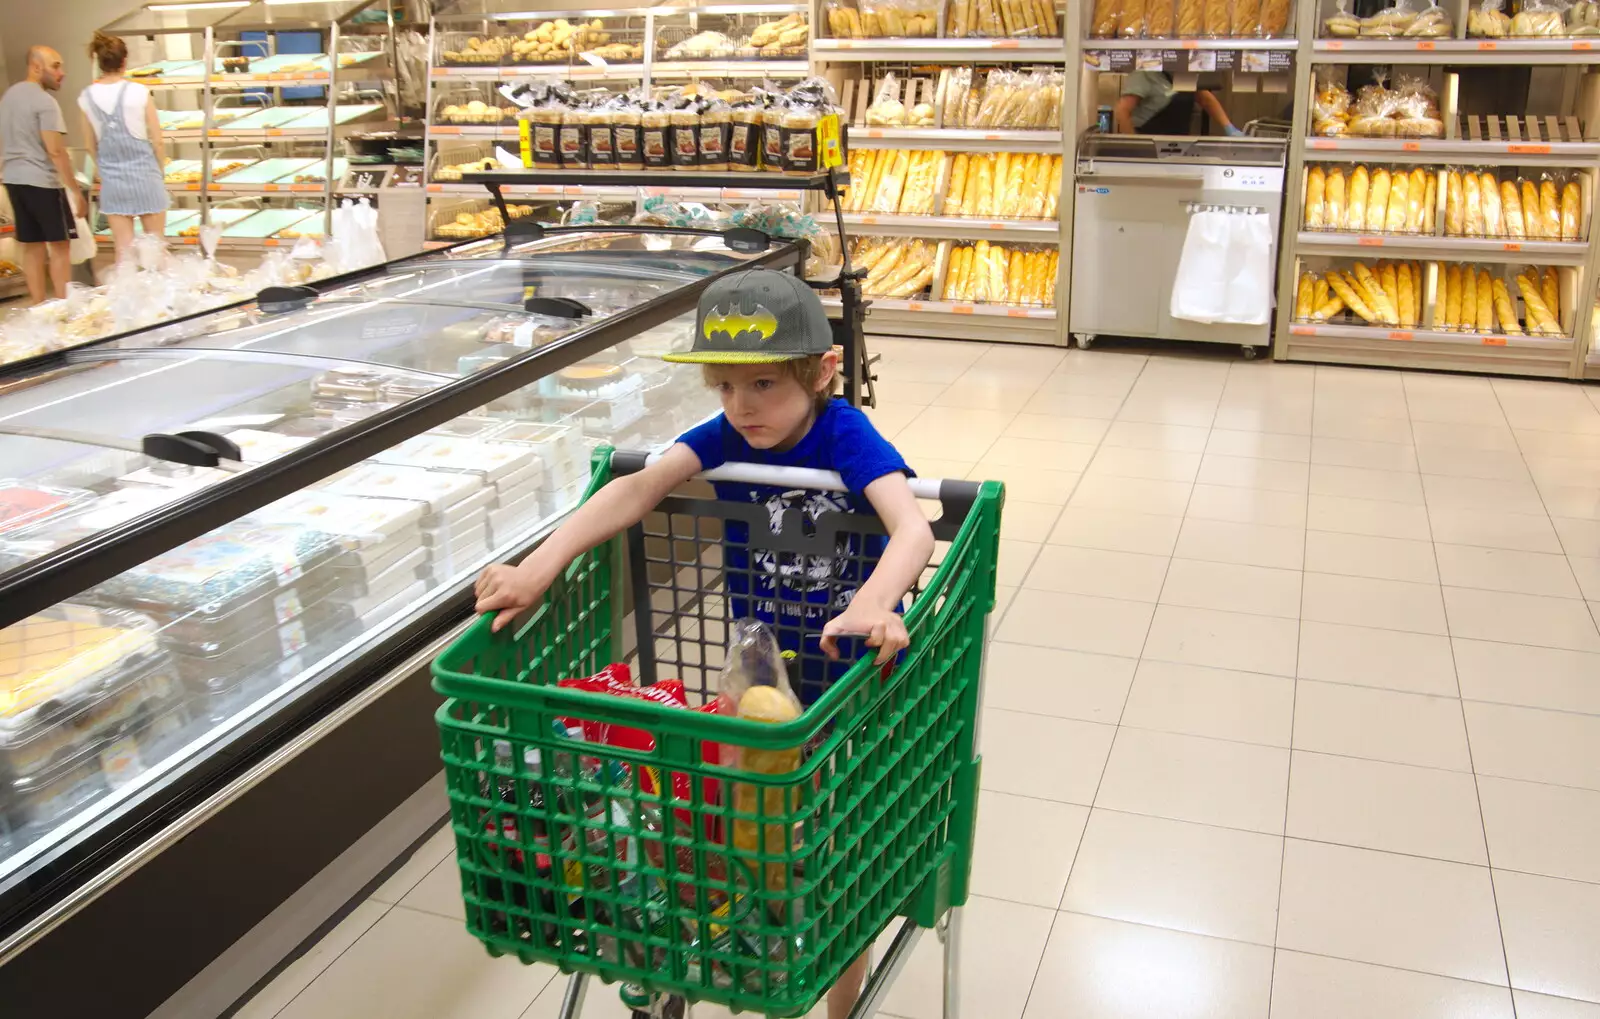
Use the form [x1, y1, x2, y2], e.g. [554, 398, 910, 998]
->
[0, 227, 805, 1000]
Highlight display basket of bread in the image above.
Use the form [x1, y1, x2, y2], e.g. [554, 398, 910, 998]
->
[1293, 258, 1570, 337]
[1310, 72, 1444, 139]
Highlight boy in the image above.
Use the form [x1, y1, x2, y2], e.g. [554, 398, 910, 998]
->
[475, 267, 935, 1017]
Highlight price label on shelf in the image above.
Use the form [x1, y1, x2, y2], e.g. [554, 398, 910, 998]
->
[1181, 40, 1199, 48]
[859, 215, 879, 224]
[1482, 336, 1508, 345]
[1325, 40, 1344, 49]
[1359, 236, 1384, 246]
[1507, 144, 1550, 154]
[865, 128, 884, 138]
[1402, 141, 1421, 150]
[951, 304, 975, 314]
[994, 39, 1020, 48]
[1388, 330, 1414, 341]
[1574, 40, 1594, 49]
[1310, 139, 1336, 149]
[1503, 242, 1523, 251]
[1006, 308, 1030, 318]
[1290, 325, 1317, 336]
[1477, 40, 1498, 49]
[1414, 40, 1435, 50]
[433, 125, 462, 136]
[907, 301, 925, 311]
[263, 183, 280, 192]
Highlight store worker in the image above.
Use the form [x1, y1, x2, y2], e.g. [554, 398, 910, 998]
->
[0, 46, 88, 303]
[80, 31, 168, 264]
[1115, 70, 1244, 137]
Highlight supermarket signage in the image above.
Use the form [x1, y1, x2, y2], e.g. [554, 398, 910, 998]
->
[1084, 48, 1293, 74]
[340, 167, 392, 191]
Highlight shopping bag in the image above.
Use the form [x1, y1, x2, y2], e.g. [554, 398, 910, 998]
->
[69, 217, 96, 264]
[1217, 212, 1274, 325]
[1169, 210, 1231, 324]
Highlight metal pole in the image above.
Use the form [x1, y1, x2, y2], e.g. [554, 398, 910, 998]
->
[940, 909, 963, 1019]
[555, 973, 590, 1019]
[846, 918, 924, 1019]
[325, 20, 341, 238]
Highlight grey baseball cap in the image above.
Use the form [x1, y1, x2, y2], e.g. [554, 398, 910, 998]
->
[664, 268, 833, 364]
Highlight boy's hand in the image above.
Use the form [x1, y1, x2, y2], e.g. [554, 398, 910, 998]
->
[474, 564, 551, 633]
[820, 604, 908, 666]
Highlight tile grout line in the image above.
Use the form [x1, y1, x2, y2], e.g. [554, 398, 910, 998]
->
[1016, 349, 1151, 1019]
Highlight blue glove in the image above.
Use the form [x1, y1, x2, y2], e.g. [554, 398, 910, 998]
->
[1224, 124, 1245, 137]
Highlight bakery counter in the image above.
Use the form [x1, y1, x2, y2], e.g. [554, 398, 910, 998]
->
[0, 227, 806, 1017]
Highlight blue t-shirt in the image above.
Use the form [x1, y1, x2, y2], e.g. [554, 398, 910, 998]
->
[676, 398, 911, 703]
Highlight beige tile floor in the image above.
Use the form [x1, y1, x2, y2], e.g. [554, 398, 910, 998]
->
[237, 340, 1600, 1019]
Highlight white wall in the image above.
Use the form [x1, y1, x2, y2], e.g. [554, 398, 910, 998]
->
[0, 0, 149, 145]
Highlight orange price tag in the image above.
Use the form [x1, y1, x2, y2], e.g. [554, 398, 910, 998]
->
[430, 67, 447, 77]
[1503, 242, 1522, 251]
[1006, 308, 1029, 317]
[1358, 236, 1384, 246]
[837, 40, 854, 48]
[263, 238, 281, 247]
[865, 128, 884, 137]
[859, 215, 879, 224]
[1310, 139, 1336, 149]
[1181, 39, 1199, 48]
[1325, 39, 1344, 49]
[1508, 144, 1551, 154]
[995, 39, 1021, 47]
[207, 129, 224, 137]
[433, 125, 462, 135]
[1388, 330, 1414, 341]
[983, 133, 1003, 140]
[1478, 40, 1498, 49]
[951, 304, 975, 314]
[185, 183, 200, 191]
[1415, 40, 1435, 49]
[1402, 141, 1421, 151]
[988, 221, 1007, 229]
[907, 301, 925, 311]
[266, 128, 284, 136]
[426, 183, 442, 192]
[263, 183, 280, 191]
[1482, 336, 1508, 345]
[182, 237, 198, 245]
[1574, 40, 1594, 49]
[1290, 325, 1316, 335]
[290, 183, 321, 192]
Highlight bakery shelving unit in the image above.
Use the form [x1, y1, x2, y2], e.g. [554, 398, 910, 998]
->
[811, 0, 1071, 341]
[97, 0, 399, 252]
[421, 2, 818, 234]
[1272, 0, 1600, 376]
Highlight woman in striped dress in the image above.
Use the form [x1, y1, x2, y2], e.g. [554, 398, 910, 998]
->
[78, 31, 168, 262]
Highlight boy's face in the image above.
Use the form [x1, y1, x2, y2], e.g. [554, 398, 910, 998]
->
[706, 354, 836, 451]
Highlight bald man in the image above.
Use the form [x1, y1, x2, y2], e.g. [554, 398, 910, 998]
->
[0, 46, 88, 303]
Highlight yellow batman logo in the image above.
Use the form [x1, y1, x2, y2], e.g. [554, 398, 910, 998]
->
[702, 301, 778, 345]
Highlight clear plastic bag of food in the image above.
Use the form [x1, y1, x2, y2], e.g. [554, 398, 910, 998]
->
[1090, 0, 1125, 36]
[1511, 0, 1566, 35]
[936, 67, 973, 127]
[865, 72, 907, 125]
[1568, 0, 1600, 33]
[1404, 0, 1453, 34]
[1391, 74, 1444, 137]
[1360, 0, 1417, 36]
[1147, 0, 1177, 35]
[1259, 0, 1292, 35]
[825, 0, 865, 36]
[1175, 0, 1204, 33]
[1349, 77, 1398, 137]
[1468, 0, 1512, 34]
[1324, 0, 1360, 34]
[1230, 0, 1261, 36]
[1311, 70, 1352, 135]
[1202, 0, 1231, 36]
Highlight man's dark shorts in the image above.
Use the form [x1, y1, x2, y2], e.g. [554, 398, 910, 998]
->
[5, 183, 73, 244]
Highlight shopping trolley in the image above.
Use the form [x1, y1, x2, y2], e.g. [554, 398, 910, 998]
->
[432, 448, 1004, 1018]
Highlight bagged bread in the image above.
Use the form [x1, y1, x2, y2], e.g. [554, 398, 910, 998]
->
[1385, 170, 1410, 233]
[1446, 170, 1464, 235]
[1327, 271, 1377, 322]
[1324, 0, 1360, 34]
[1397, 262, 1416, 327]
[1468, 0, 1511, 35]
[1120, 0, 1150, 35]
[1305, 166, 1326, 229]
[1295, 272, 1314, 320]
[1441, 264, 1462, 329]
[1405, 0, 1453, 34]
[1542, 265, 1560, 321]
[1480, 171, 1503, 237]
[1090, 0, 1122, 35]
[1325, 166, 1347, 227]
[1521, 179, 1542, 237]
[1540, 176, 1562, 239]
[1511, 0, 1564, 34]
[1260, 0, 1291, 35]
[1517, 271, 1560, 334]
[1500, 179, 1525, 238]
[1423, 173, 1437, 233]
[1176, 0, 1204, 33]
[1476, 268, 1495, 332]
[1360, 0, 1418, 35]
[1347, 164, 1370, 231]
[1463, 171, 1483, 237]
[1203, 0, 1231, 35]
[1367, 168, 1392, 233]
[1561, 179, 1582, 240]
[1459, 264, 1478, 332]
[1231, 0, 1261, 35]
[1492, 277, 1522, 334]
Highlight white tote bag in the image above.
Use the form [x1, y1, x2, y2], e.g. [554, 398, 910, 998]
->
[1218, 211, 1274, 325]
[69, 217, 96, 264]
[1169, 210, 1232, 324]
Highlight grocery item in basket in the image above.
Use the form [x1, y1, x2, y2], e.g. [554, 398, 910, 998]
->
[1468, 0, 1512, 34]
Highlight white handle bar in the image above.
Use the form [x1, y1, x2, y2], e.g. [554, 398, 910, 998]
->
[644, 453, 949, 500]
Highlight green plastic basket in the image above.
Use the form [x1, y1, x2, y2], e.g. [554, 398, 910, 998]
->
[432, 448, 1002, 1017]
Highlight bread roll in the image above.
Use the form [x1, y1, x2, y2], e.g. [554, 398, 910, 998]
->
[1442, 264, 1462, 330]
[1385, 171, 1409, 233]
[1446, 170, 1464, 235]
[1463, 172, 1482, 237]
[1405, 168, 1428, 233]
[1327, 271, 1377, 322]
[1296, 272, 1314, 320]
[1542, 265, 1560, 321]
[1423, 173, 1437, 233]
[1501, 180, 1525, 238]
[1347, 165, 1369, 232]
[1367, 168, 1391, 233]
[1305, 166, 1326, 229]
[1480, 172, 1503, 237]
[1492, 277, 1522, 335]
[1460, 264, 1477, 331]
[1325, 166, 1346, 227]
[1562, 180, 1581, 241]
[1521, 179, 1541, 237]
[1476, 268, 1495, 333]
[1398, 262, 1416, 327]
[1541, 179, 1561, 239]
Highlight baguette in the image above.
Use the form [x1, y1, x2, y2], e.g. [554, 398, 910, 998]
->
[1540, 179, 1561, 239]
[1412, 261, 1425, 325]
[970, 241, 990, 302]
[1202, 0, 1229, 35]
[1500, 180, 1525, 238]
[1561, 180, 1581, 241]
[1326, 271, 1377, 322]
[1385, 170, 1409, 234]
[1353, 261, 1397, 324]
[1230, 0, 1260, 36]
[1423, 173, 1437, 233]
[1516, 272, 1560, 335]
[1305, 166, 1326, 229]
[1367, 168, 1391, 233]
[944, 154, 969, 215]
[1492, 277, 1522, 335]
[1176, 0, 1203, 33]
[1460, 265, 1477, 332]
[970, 154, 992, 217]
[1312, 293, 1345, 321]
[1325, 166, 1346, 228]
[1463, 172, 1483, 237]
[1397, 262, 1416, 327]
[1147, 0, 1175, 35]
[1542, 265, 1560, 321]
[1405, 168, 1428, 233]
[1295, 271, 1314, 320]
[1480, 171, 1503, 237]
[1442, 264, 1461, 330]
[1313, 275, 1331, 310]
[1347, 165, 1369, 232]
[732, 686, 802, 899]
[1260, 0, 1290, 34]
[1004, 153, 1027, 216]
[1380, 261, 1400, 322]
[1044, 250, 1058, 306]
[1446, 170, 1464, 235]
[1476, 268, 1495, 333]
[1045, 156, 1062, 218]
[1521, 179, 1541, 238]
[992, 152, 1012, 217]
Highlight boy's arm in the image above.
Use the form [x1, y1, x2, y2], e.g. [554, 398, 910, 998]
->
[820, 472, 935, 664]
[475, 444, 703, 631]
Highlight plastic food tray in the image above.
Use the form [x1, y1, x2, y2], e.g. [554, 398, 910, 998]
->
[370, 435, 536, 484]
[279, 104, 386, 130]
[254, 489, 426, 552]
[170, 598, 358, 697]
[270, 157, 347, 185]
[224, 208, 320, 239]
[325, 464, 486, 517]
[129, 60, 202, 78]
[222, 106, 318, 131]
[248, 53, 331, 74]
[0, 482, 93, 536]
[214, 157, 320, 185]
[162, 159, 203, 180]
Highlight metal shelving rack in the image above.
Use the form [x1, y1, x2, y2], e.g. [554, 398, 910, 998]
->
[810, 5, 1071, 342]
[1271, 0, 1600, 377]
[95, 0, 399, 250]
[420, 1, 817, 242]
